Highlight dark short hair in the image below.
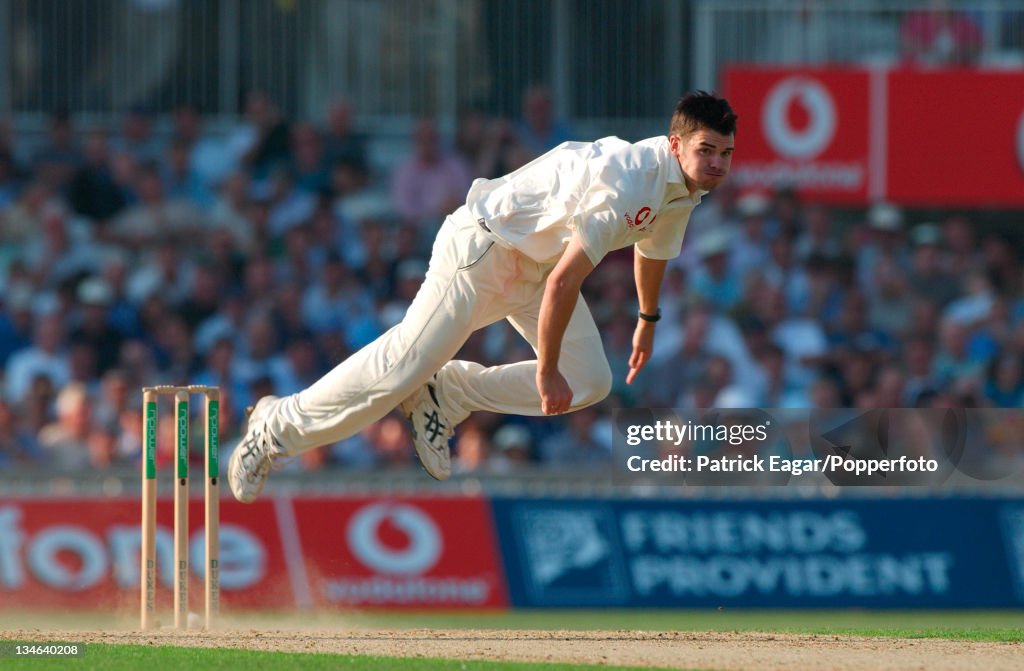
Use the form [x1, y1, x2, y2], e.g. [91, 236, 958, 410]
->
[669, 91, 737, 138]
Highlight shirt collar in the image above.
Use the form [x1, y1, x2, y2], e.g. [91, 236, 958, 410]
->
[666, 140, 685, 185]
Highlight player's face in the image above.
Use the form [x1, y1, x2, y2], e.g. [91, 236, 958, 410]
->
[671, 129, 734, 192]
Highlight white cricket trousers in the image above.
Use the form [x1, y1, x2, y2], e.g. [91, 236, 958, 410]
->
[265, 207, 613, 456]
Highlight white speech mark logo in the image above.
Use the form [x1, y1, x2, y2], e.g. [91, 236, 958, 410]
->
[762, 77, 837, 159]
[347, 503, 442, 575]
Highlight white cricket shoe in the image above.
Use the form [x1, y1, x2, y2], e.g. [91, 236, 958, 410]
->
[228, 395, 284, 503]
[400, 379, 454, 480]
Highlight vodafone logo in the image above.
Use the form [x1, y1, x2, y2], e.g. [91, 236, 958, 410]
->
[762, 77, 837, 159]
[347, 503, 442, 575]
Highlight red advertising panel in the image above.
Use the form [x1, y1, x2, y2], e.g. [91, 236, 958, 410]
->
[292, 496, 507, 609]
[886, 69, 1024, 207]
[0, 498, 291, 613]
[0, 495, 507, 613]
[724, 67, 873, 205]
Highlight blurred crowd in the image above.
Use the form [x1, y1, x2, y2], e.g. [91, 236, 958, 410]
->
[0, 84, 1021, 477]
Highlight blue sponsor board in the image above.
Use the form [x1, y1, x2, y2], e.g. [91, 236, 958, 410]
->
[491, 497, 1024, 608]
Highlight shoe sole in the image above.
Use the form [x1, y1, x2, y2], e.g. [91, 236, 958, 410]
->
[403, 408, 451, 481]
[229, 401, 270, 503]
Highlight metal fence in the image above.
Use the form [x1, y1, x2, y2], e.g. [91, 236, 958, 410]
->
[1, 0, 686, 136]
[4, 1, 1022, 137]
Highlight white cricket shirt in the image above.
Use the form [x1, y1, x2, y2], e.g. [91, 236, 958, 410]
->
[465, 135, 705, 266]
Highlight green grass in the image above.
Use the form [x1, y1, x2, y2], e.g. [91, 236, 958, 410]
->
[0, 644, 670, 671]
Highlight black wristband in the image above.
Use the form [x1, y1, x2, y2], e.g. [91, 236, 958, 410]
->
[638, 308, 661, 323]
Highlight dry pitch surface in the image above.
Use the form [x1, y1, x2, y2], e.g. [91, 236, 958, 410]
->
[5, 627, 1023, 670]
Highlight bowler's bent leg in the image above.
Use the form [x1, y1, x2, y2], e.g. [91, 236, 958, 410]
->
[436, 293, 613, 423]
[265, 223, 488, 455]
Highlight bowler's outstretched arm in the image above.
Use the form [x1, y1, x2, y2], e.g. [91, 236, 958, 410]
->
[628, 251, 667, 385]
[537, 235, 595, 414]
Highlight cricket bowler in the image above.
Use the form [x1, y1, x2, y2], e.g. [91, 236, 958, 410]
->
[230, 91, 736, 501]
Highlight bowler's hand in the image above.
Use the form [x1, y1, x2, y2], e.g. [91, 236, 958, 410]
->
[626, 321, 656, 385]
[537, 369, 573, 415]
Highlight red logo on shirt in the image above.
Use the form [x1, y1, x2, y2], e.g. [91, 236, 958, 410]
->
[626, 206, 657, 232]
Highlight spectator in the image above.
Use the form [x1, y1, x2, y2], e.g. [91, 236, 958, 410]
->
[87, 425, 121, 469]
[944, 271, 996, 326]
[209, 171, 257, 253]
[0, 285, 35, 365]
[762, 233, 811, 315]
[194, 337, 247, 418]
[23, 202, 104, 287]
[804, 254, 847, 324]
[272, 281, 313, 346]
[490, 423, 535, 471]
[874, 364, 908, 408]
[263, 167, 317, 239]
[126, 239, 194, 306]
[828, 290, 893, 360]
[172, 103, 236, 189]
[752, 343, 809, 407]
[640, 305, 716, 407]
[907, 223, 961, 308]
[795, 202, 842, 261]
[984, 353, 1024, 407]
[868, 256, 915, 339]
[92, 368, 130, 433]
[857, 202, 908, 297]
[690, 229, 743, 311]
[755, 284, 829, 391]
[901, 336, 939, 406]
[37, 381, 92, 470]
[729, 189, 772, 278]
[323, 98, 369, 178]
[516, 85, 574, 157]
[302, 253, 380, 350]
[236, 90, 291, 179]
[270, 334, 323, 396]
[69, 277, 125, 375]
[980, 234, 1019, 296]
[32, 108, 81, 189]
[109, 162, 202, 251]
[162, 137, 214, 207]
[390, 118, 473, 228]
[364, 414, 413, 469]
[0, 399, 40, 464]
[452, 415, 493, 474]
[151, 312, 197, 383]
[3, 182, 54, 254]
[233, 313, 279, 402]
[67, 128, 127, 223]
[539, 406, 610, 469]
[455, 109, 523, 180]
[942, 214, 981, 276]
[379, 258, 426, 328]
[5, 311, 70, 404]
[289, 121, 330, 194]
[111, 105, 162, 163]
[933, 318, 987, 387]
[175, 263, 224, 332]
